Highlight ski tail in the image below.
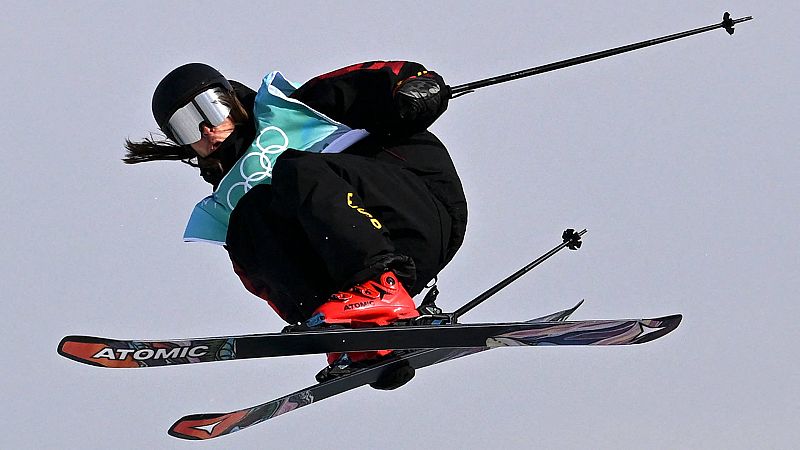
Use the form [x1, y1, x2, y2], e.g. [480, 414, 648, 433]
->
[528, 300, 584, 323]
[489, 313, 682, 348]
[631, 314, 682, 344]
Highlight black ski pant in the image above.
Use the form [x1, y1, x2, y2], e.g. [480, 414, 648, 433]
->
[226, 149, 454, 324]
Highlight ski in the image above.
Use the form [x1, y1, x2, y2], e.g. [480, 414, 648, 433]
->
[168, 304, 680, 440]
[58, 309, 679, 368]
[56, 230, 684, 440]
[59, 230, 590, 369]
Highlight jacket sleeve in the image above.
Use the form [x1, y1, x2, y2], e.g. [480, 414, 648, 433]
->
[289, 61, 448, 136]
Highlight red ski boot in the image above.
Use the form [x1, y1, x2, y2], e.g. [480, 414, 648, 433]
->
[311, 271, 419, 389]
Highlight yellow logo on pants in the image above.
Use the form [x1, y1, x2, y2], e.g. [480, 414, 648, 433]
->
[347, 193, 383, 230]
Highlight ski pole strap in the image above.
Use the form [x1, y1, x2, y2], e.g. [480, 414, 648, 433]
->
[449, 12, 752, 98]
[452, 229, 587, 320]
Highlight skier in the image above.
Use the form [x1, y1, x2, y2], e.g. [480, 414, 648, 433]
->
[124, 61, 467, 387]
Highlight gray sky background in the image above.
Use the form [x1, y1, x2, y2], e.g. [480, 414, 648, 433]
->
[3, 1, 798, 449]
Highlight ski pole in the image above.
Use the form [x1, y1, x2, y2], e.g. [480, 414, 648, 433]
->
[452, 229, 586, 320]
[448, 12, 753, 98]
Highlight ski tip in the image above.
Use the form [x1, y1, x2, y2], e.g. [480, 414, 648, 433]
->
[57, 335, 141, 368]
[57, 336, 106, 367]
[57, 335, 84, 351]
[168, 412, 243, 440]
[57, 336, 70, 355]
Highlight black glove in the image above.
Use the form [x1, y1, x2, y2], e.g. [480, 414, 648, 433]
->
[392, 71, 450, 132]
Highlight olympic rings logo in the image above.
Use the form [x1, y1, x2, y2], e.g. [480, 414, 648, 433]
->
[225, 126, 289, 209]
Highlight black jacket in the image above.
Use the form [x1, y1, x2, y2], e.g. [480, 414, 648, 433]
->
[290, 61, 466, 262]
[223, 61, 467, 323]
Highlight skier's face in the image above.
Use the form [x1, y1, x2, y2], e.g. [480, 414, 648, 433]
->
[190, 117, 236, 158]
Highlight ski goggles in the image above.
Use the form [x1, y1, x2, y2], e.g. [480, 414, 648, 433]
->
[166, 88, 232, 145]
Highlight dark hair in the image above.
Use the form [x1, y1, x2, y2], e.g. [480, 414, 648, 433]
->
[123, 89, 250, 167]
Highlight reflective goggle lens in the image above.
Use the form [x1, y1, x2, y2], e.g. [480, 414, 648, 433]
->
[167, 88, 232, 145]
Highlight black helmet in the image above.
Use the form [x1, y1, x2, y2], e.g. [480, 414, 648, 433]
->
[152, 63, 233, 143]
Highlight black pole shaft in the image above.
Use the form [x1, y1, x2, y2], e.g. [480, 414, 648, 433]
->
[453, 229, 587, 319]
[449, 14, 752, 96]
